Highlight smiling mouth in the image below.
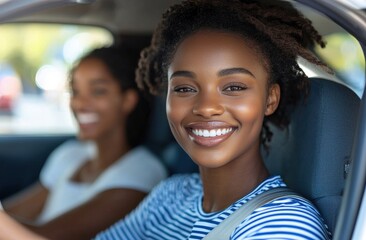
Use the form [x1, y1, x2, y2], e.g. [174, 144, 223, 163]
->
[191, 128, 233, 138]
[76, 113, 99, 125]
[187, 127, 236, 147]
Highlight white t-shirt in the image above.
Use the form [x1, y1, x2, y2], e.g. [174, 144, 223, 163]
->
[37, 140, 167, 223]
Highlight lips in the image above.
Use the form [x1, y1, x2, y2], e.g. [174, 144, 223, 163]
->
[186, 122, 236, 147]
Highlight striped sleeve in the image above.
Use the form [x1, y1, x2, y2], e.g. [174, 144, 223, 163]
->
[94, 174, 191, 240]
[231, 197, 331, 240]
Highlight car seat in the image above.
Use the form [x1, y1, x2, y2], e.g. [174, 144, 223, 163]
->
[143, 94, 198, 175]
[264, 77, 360, 233]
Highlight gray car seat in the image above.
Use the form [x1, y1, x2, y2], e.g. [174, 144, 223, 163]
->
[143, 94, 198, 175]
[264, 77, 360, 233]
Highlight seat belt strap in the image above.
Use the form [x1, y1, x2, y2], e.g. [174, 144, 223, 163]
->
[203, 187, 307, 240]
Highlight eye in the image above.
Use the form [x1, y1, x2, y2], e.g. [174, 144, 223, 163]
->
[92, 88, 108, 96]
[222, 82, 247, 93]
[173, 85, 197, 93]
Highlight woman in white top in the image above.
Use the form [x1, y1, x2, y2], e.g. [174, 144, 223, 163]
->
[2, 46, 167, 240]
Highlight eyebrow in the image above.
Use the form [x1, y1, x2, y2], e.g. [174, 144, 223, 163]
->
[90, 78, 110, 85]
[218, 67, 255, 78]
[169, 67, 255, 80]
[169, 70, 196, 80]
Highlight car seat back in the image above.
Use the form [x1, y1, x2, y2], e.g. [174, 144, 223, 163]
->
[143, 95, 198, 175]
[264, 77, 360, 233]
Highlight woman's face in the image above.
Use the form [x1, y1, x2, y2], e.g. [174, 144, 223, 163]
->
[70, 58, 131, 141]
[167, 30, 280, 169]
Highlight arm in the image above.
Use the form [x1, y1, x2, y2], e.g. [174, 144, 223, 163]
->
[3, 141, 76, 222]
[3, 182, 49, 222]
[0, 210, 46, 240]
[27, 188, 146, 240]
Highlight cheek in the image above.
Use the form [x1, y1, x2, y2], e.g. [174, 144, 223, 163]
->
[166, 93, 191, 135]
[69, 99, 76, 112]
[166, 94, 182, 127]
[233, 96, 265, 119]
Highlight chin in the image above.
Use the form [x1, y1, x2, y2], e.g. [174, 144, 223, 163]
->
[77, 133, 96, 141]
[190, 152, 232, 169]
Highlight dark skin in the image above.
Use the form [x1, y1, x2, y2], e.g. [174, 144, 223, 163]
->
[3, 58, 147, 239]
[167, 30, 280, 213]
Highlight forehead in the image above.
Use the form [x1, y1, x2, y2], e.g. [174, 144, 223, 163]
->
[169, 30, 269, 79]
[72, 58, 115, 84]
[74, 58, 108, 75]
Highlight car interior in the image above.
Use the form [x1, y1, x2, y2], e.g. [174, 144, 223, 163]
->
[264, 77, 360, 233]
[0, 0, 365, 239]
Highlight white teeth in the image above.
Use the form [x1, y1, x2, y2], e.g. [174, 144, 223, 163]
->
[203, 130, 210, 137]
[217, 129, 222, 136]
[209, 130, 216, 137]
[192, 128, 233, 138]
[77, 113, 99, 124]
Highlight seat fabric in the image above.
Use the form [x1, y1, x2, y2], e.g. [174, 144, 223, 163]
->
[264, 78, 360, 233]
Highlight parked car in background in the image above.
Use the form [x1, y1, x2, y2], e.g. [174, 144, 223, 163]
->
[0, 0, 365, 239]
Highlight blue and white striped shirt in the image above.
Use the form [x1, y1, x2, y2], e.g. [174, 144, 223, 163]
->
[96, 174, 331, 239]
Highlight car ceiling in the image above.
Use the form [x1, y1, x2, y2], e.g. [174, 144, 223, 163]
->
[0, 0, 182, 34]
[0, 0, 348, 36]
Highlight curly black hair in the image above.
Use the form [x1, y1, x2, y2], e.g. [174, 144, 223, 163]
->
[71, 46, 151, 148]
[136, 0, 331, 148]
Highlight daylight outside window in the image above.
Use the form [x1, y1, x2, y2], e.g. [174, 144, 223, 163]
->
[0, 23, 113, 134]
[314, 32, 365, 97]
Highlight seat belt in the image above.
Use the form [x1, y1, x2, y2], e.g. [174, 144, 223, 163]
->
[203, 187, 308, 240]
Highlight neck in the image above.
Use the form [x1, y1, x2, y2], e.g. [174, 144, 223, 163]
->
[200, 150, 269, 213]
[93, 128, 131, 170]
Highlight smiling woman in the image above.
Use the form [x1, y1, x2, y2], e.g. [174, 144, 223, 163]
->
[2, 46, 167, 240]
[95, 0, 332, 239]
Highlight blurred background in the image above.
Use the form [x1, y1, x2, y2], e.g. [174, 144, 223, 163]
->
[0, 23, 113, 134]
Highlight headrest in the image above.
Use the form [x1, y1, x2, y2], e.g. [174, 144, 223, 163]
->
[142, 95, 198, 175]
[143, 95, 174, 156]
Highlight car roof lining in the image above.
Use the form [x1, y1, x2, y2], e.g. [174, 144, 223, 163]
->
[0, 0, 182, 34]
[0, 0, 348, 35]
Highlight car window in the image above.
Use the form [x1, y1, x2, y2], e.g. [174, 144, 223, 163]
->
[0, 23, 113, 134]
[314, 32, 365, 98]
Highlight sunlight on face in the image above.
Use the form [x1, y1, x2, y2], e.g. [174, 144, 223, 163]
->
[167, 30, 279, 169]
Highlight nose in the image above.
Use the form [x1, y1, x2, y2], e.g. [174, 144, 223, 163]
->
[192, 92, 224, 118]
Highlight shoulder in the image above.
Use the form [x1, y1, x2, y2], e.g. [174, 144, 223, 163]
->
[152, 173, 201, 194]
[39, 140, 92, 188]
[93, 147, 169, 193]
[158, 173, 201, 192]
[47, 139, 92, 161]
[147, 173, 201, 203]
[233, 195, 331, 239]
[43, 139, 92, 170]
[120, 146, 167, 173]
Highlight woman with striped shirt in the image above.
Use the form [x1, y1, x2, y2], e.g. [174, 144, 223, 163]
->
[96, 0, 332, 239]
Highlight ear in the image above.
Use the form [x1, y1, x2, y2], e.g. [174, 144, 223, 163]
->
[265, 83, 280, 116]
[121, 89, 139, 114]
